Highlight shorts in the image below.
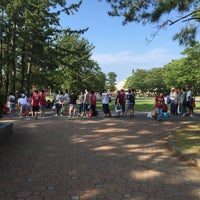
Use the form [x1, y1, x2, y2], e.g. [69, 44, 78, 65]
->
[40, 105, 46, 111]
[32, 105, 39, 112]
[126, 104, 134, 111]
[9, 102, 15, 110]
[103, 104, 110, 114]
[84, 104, 89, 111]
[69, 104, 76, 111]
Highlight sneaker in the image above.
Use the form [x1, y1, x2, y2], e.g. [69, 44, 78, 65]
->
[60, 114, 63, 116]
[54, 114, 58, 117]
[190, 115, 194, 117]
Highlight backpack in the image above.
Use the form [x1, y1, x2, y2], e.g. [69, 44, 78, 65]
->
[126, 93, 135, 102]
[166, 97, 171, 104]
[9, 96, 15, 103]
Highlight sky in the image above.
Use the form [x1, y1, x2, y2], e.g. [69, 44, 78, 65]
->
[60, 0, 185, 83]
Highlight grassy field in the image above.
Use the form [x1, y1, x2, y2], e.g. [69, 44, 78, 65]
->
[172, 124, 200, 160]
[97, 97, 200, 112]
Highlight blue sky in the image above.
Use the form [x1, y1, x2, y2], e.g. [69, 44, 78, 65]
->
[60, 0, 185, 82]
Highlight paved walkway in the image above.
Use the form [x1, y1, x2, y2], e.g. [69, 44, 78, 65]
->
[0, 112, 200, 200]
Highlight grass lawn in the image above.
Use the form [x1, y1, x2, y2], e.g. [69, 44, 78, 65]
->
[172, 124, 200, 159]
[97, 97, 200, 112]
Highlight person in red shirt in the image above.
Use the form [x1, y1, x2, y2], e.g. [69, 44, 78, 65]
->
[39, 90, 46, 117]
[120, 89, 126, 116]
[89, 91, 97, 117]
[31, 90, 40, 119]
[155, 91, 165, 121]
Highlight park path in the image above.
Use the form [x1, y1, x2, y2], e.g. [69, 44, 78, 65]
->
[0, 113, 200, 200]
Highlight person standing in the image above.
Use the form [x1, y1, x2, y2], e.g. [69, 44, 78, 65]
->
[54, 91, 63, 116]
[169, 88, 175, 115]
[78, 91, 84, 116]
[81, 88, 90, 116]
[124, 89, 135, 118]
[39, 90, 46, 117]
[69, 91, 77, 117]
[131, 88, 136, 116]
[17, 94, 28, 118]
[174, 89, 180, 116]
[102, 90, 111, 117]
[120, 89, 126, 116]
[8, 92, 16, 116]
[186, 85, 192, 112]
[155, 91, 165, 122]
[64, 89, 70, 115]
[89, 91, 97, 117]
[115, 90, 122, 117]
[189, 94, 195, 117]
[31, 90, 40, 119]
[180, 88, 187, 116]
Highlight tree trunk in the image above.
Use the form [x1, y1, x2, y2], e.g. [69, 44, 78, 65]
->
[26, 62, 32, 95]
[10, 22, 17, 95]
[20, 45, 26, 93]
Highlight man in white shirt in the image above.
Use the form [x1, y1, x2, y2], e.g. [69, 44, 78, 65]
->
[102, 90, 111, 117]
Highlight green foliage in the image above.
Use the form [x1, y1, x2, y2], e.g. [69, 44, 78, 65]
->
[163, 43, 200, 93]
[103, 0, 200, 45]
[125, 68, 167, 93]
[0, 0, 106, 97]
[125, 69, 149, 92]
[56, 34, 106, 93]
[106, 72, 117, 92]
[124, 42, 200, 94]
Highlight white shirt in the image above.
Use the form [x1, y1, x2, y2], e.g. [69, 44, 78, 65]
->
[64, 93, 69, 104]
[186, 90, 191, 101]
[18, 97, 27, 106]
[102, 92, 110, 104]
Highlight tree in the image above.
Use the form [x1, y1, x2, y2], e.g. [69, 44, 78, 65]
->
[145, 68, 167, 93]
[106, 72, 117, 92]
[102, 0, 200, 46]
[163, 42, 200, 94]
[125, 69, 149, 93]
[0, 0, 84, 97]
[56, 34, 106, 93]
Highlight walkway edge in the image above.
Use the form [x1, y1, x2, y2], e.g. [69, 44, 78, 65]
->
[0, 122, 13, 138]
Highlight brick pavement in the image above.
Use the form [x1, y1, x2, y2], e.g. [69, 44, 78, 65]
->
[0, 112, 200, 200]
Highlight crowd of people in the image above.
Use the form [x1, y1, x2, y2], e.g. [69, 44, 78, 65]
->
[154, 85, 196, 122]
[6, 88, 137, 119]
[5, 86, 195, 120]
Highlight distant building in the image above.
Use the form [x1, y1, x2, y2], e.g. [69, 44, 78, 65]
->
[115, 80, 127, 91]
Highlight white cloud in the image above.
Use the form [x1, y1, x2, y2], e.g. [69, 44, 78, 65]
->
[93, 48, 180, 68]
[92, 48, 182, 82]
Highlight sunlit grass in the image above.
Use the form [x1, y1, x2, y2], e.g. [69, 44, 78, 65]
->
[173, 124, 200, 158]
[97, 97, 200, 112]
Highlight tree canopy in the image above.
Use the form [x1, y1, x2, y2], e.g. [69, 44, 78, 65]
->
[0, 0, 106, 100]
[125, 42, 200, 95]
